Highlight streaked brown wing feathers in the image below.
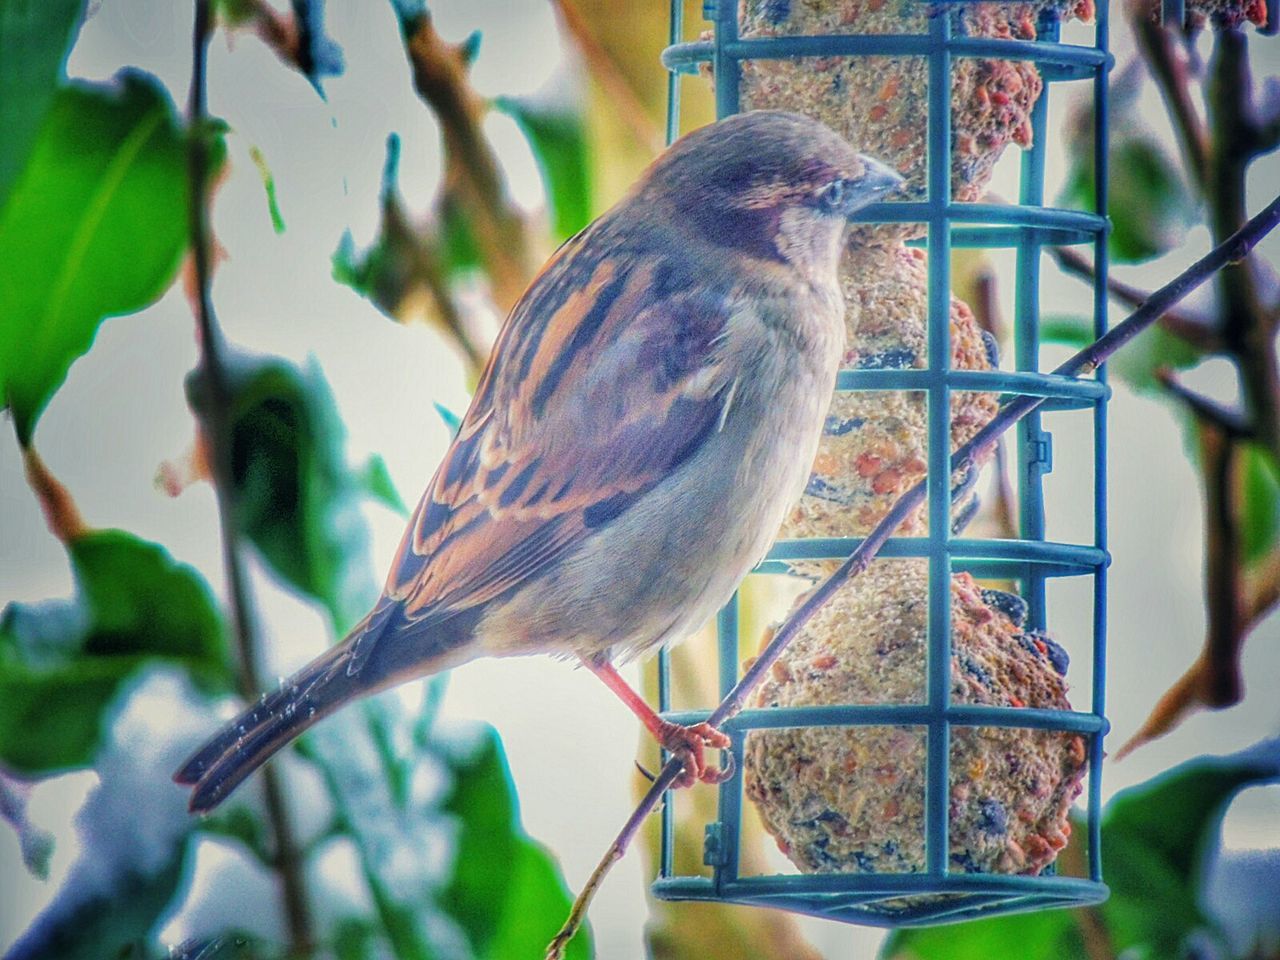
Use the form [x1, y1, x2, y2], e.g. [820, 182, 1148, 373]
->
[384, 241, 737, 622]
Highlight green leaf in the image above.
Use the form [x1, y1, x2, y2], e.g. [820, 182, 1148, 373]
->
[0, 0, 85, 208]
[882, 906, 1079, 960]
[1039, 314, 1200, 392]
[303, 695, 590, 960]
[494, 95, 593, 242]
[1060, 137, 1197, 264]
[1240, 445, 1280, 566]
[1096, 738, 1280, 956]
[4, 671, 211, 960]
[0, 531, 233, 773]
[1057, 74, 1197, 266]
[358, 454, 408, 517]
[883, 738, 1280, 960]
[186, 351, 390, 634]
[1104, 139, 1197, 263]
[0, 73, 192, 445]
[440, 728, 592, 960]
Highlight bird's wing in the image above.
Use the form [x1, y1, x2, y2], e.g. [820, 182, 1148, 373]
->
[384, 238, 744, 624]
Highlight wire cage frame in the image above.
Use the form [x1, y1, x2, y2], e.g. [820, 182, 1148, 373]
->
[652, 0, 1114, 927]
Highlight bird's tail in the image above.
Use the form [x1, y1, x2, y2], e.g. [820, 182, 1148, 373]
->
[174, 602, 473, 814]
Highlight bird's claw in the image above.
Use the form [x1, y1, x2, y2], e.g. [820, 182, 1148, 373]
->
[657, 720, 733, 788]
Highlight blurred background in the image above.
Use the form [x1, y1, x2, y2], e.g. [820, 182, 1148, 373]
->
[1, 1, 1279, 958]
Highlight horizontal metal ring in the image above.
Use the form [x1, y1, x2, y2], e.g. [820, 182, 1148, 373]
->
[762, 536, 1109, 568]
[661, 704, 1109, 734]
[834, 369, 1109, 405]
[662, 36, 1111, 78]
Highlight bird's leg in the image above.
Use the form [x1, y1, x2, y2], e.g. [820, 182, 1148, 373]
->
[582, 656, 733, 788]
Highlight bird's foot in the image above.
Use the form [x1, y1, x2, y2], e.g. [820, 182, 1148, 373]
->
[656, 720, 733, 788]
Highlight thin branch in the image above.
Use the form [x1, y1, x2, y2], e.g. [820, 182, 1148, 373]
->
[971, 270, 1019, 540]
[398, 9, 534, 312]
[1156, 368, 1253, 437]
[1130, 9, 1211, 187]
[1209, 28, 1280, 464]
[1049, 246, 1222, 352]
[545, 194, 1280, 960]
[549, 0, 666, 157]
[188, 3, 313, 953]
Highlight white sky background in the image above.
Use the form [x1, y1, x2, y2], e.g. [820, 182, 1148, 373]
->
[2, 1, 1280, 958]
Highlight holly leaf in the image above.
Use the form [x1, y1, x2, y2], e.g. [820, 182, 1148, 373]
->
[186, 351, 393, 634]
[1097, 738, 1280, 955]
[0, 72, 194, 445]
[1060, 137, 1197, 263]
[438, 728, 591, 960]
[883, 738, 1280, 960]
[495, 94, 593, 242]
[302, 697, 590, 960]
[0, 0, 85, 209]
[1058, 66, 1197, 265]
[3, 672, 216, 960]
[0, 531, 233, 773]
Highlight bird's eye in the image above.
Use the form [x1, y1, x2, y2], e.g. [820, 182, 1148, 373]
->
[818, 179, 846, 213]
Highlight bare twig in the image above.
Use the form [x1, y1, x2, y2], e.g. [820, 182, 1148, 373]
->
[549, 0, 666, 158]
[546, 195, 1280, 960]
[397, 9, 534, 312]
[1156, 368, 1253, 437]
[1208, 29, 1280, 464]
[1049, 246, 1222, 352]
[188, 3, 313, 953]
[971, 270, 1018, 540]
[1130, 7, 1211, 186]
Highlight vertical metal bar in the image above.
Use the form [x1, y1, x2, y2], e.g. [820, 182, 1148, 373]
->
[925, 7, 953, 880]
[713, 0, 744, 885]
[659, 0, 683, 883]
[666, 0, 683, 145]
[1016, 53, 1051, 631]
[1089, 0, 1112, 886]
[714, 0, 740, 119]
[716, 596, 743, 884]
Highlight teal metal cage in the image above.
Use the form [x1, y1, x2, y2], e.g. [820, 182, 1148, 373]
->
[653, 0, 1114, 927]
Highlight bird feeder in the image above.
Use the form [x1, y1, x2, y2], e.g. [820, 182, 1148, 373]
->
[654, 0, 1112, 925]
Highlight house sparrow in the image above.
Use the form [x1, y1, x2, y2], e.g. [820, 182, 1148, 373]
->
[175, 110, 903, 812]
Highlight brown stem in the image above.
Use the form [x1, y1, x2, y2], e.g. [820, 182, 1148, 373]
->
[1208, 29, 1280, 464]
[1201, 427, 1244, 707]
[398, 10, 533, 312]
[1156, 368, 1253, 437]
[188, 3, 313, 954]
[1049, 246, 1222, 352]
[1130, 11, 1211, 187]
[549, 0, 666, 157]
[546, 194, 1280, 960]
[970, 270, 1018, 540]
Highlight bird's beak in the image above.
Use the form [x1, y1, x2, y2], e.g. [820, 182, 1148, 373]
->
[845, 157, 905, 215]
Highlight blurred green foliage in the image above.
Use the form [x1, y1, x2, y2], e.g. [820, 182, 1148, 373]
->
[885, 740, 1280, 960]
[187, 352, 406, 634]
[0, 0, 85, 207]
[0, 72, 196, 445]
[0, 2, 592, 958]
[0, 531, 233, 773]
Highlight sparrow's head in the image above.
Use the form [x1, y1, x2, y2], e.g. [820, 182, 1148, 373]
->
[637, 110, 903, 276]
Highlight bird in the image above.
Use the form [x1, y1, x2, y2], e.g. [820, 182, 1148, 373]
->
[175, 109, 903, 813]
